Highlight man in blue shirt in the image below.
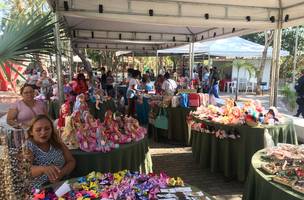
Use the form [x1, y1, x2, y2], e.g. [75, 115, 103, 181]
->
[295, 69, 304, 117]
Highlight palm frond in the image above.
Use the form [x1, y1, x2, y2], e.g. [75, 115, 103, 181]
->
[0, 10, 56, 81]
[233, 59, 256, 79]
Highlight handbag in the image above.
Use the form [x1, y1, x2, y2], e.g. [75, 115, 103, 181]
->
[154, 107, 168, 130]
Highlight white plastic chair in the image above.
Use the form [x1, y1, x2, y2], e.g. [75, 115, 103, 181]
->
[230, 81, 237, 93]
[245, 82, 255, 93]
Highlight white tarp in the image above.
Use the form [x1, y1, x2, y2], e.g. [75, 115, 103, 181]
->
[157, 37, 289, 57]
[48, 0, 304, 51]
[51, 55, 92, 63]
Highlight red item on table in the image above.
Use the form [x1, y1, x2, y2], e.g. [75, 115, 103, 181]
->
[189, 93, 200, 107]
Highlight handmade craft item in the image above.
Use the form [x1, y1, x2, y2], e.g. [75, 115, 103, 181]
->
[31, 170, 185, 199]
[57, 101, 71, 131]
[61, 111, 82, 149]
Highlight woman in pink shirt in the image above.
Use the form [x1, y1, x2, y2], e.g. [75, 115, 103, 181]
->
[7, 84, 47, 128]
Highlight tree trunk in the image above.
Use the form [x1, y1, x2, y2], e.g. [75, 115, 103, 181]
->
[256, 31, 274, 95]
[72, 46, 93, 79]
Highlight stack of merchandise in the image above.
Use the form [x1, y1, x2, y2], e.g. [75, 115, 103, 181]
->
[189, 99, 282, 126]
[61, 110, 147, 152]
[31, 170, 212, 200]
[188, 99, 283, 139]
[260, 144, 304, 194]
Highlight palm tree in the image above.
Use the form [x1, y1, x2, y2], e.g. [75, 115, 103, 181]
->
[232, 59, 255, 100]
[0, 11, 56, 88]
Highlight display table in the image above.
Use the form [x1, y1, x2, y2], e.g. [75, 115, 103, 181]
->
[242, 149, 304, 200]
[191, 119, 297, 182]
[70, 137, 152, 178]
[149, 106, 195, 145]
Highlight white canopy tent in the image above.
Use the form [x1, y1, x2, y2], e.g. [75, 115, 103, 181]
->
[47, 0, 304, 51]
[48, 0, 304, 106]
[50, 55, 92, 63]
[157, 36, 289, 57]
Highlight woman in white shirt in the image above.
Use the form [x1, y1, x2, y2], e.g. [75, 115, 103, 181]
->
[127, 70, 141, 117]
[162, 72, 177, 96]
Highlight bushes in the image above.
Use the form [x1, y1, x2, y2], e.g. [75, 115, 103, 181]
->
[281, 84, 297, 111]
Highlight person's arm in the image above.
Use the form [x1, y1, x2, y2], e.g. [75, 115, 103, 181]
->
[28, 150, 61, 182]
[57, 143, 76, 180]
[6, 108, 20, 127]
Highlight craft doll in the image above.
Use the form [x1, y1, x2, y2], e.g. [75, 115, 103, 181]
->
[61, 111, 80, 149]
[73, 93, 89, 122]
[264, 107, 279, 125]
[102, 111, 131, 144]
[124, 116, 146, 141]
[57, 101, 71, 131]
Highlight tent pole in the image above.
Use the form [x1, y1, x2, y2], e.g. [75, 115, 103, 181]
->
[208, 53, 211, 66]
[269, 6, 283, 107]
[68, 39, 73, 81]
[54, 12, 64, 105]
[189, 41, 194, 79]
[156, 51, 159, 75]
[292, 26, 299, 87]
[132, 51, 135, 67]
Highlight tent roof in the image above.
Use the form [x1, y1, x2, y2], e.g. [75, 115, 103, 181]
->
[157, 36, 289, 57]
[48, 0, 304, 51]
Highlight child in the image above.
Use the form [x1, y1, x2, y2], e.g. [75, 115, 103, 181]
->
[26, 115, 75, 188]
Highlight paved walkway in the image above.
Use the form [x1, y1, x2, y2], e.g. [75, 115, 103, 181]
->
[149, 140, 243, 200]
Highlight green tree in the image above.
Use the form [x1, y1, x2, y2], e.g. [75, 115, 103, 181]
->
[0, 11, 56, 90]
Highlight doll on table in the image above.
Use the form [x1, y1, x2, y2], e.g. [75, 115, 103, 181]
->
[264, 107, 280, 125]
[124, 116, 146, 141]
[61, 111, 82, 149]
[73, 93, 89, 122]
[57, 102, 71, 134]
[102, 111, 130, 144]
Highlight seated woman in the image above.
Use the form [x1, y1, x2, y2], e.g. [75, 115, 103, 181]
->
[27, 115, 75, 188]
[7, 84, 47, 128]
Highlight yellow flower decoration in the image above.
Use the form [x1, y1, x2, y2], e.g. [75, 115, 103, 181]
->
[90, 181, 97, 189]
[176, 177, 184, 186]
[167, 178, 176, 186]
[87, 171, 96, 180]
[96, 172, 103, 179]
[114, 173, 123, 183]
[82, 185, 90, 191]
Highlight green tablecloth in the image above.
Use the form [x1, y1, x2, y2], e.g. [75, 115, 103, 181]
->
[88, 99, 116, 122]
[191, 119, 297, 182]
[243, 149, 304, 200]
[150, 106, 195, 145]
[70, 137, 152, 178]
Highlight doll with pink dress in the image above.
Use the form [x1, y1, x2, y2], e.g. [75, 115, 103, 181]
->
[123, 116, 147, 141]
[102, 111, 131, 144]
[73, 93, 89, 122]
[61, 111, 81, 149]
